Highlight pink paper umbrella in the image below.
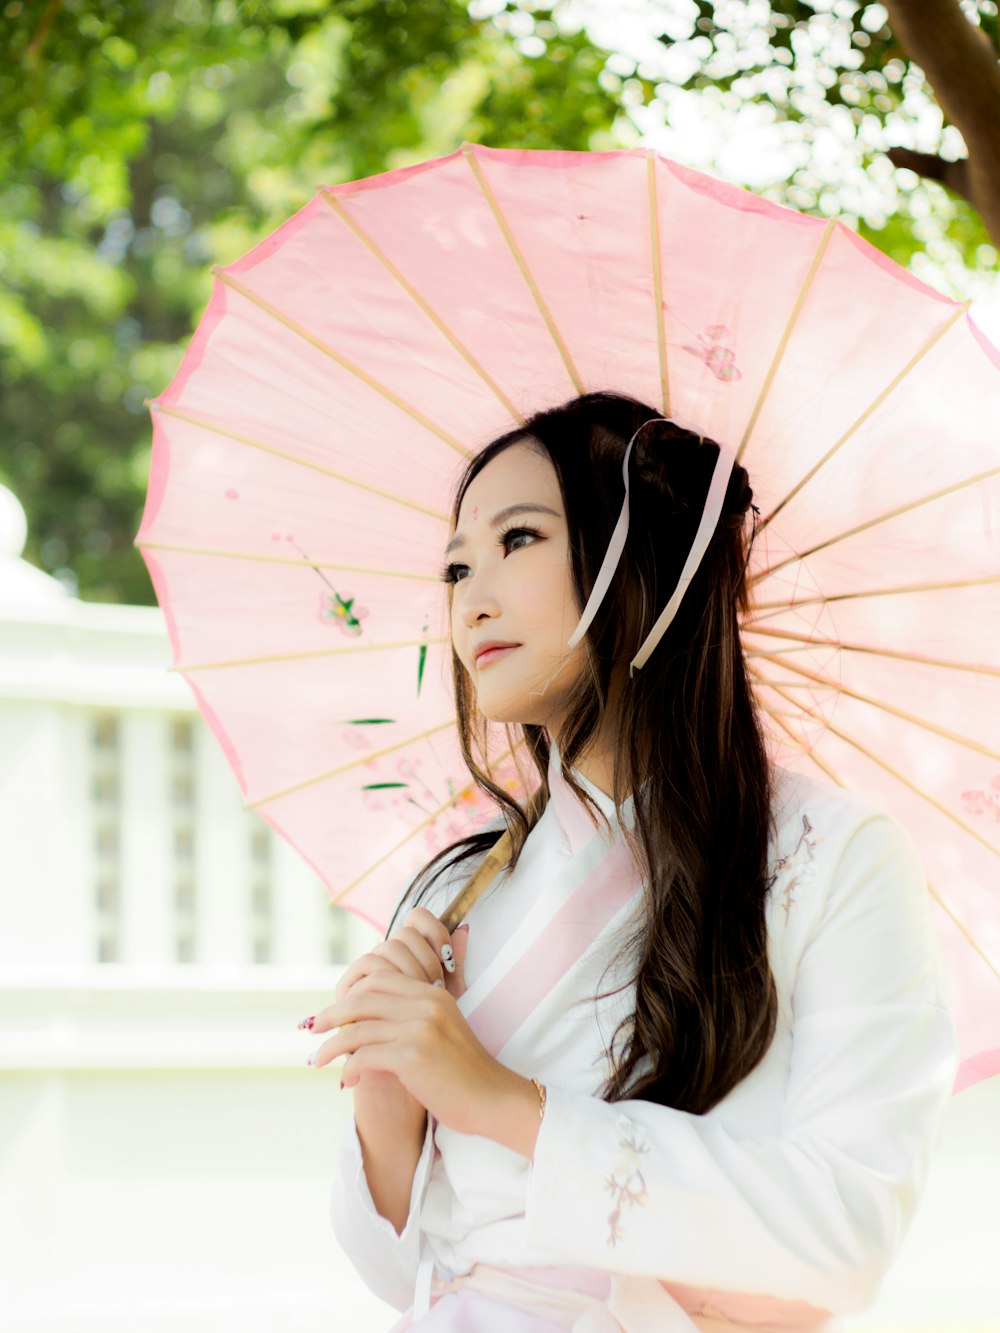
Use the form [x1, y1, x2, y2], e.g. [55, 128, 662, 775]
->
[137, 144, 1000, 1091]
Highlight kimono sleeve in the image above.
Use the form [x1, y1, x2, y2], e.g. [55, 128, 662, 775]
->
[523, 812, 958, 1315]
[329, 1111, 436, 1310]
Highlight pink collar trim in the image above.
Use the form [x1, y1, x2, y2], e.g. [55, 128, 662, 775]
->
[546, 743, 632, 856]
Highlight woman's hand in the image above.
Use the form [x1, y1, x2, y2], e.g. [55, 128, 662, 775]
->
[310, 966, 537, 1147]
[320, 907, 469, 1120]
[312, 903, 474, 1127]
[334, 907, 470, 1004]
[308, 909, 542, 1155]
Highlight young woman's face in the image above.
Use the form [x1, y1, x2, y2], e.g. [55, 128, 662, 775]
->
[445, 441, 587, 732]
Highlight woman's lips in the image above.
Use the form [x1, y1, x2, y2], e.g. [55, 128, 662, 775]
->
[475, 644, 520, 668]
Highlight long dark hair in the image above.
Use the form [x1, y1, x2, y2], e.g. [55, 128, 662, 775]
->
[391, 391, 777, 1115]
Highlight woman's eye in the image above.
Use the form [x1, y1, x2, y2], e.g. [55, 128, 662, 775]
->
[439, 562, 471, 585]
[439, 527, 541, 584]
[501, 526, 541, 554]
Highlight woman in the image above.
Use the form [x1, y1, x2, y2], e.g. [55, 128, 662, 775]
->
[311, 392, 957, 1330]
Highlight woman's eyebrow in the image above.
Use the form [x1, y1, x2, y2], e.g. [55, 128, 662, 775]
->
[444, 503, 560, 556]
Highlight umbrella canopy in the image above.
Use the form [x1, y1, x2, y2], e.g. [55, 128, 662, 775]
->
[137, 144, 1000, 1084]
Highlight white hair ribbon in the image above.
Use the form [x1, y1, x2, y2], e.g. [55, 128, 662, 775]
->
[565, 420, 738, 674]
[565, 418, 668, 651]
[629, 439, 737, 673]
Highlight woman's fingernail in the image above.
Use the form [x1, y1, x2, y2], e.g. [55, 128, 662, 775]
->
[440, 943, 455, 974]
[432, 978, 445, 988]
[298, 1015, 315, 1030]
[339, 1079, 345, 1090]
[455, 924, 470, 936]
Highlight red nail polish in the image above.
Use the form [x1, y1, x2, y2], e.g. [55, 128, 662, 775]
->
[339, 1079, 345, 1090]
[298, 1015, 315, 1030]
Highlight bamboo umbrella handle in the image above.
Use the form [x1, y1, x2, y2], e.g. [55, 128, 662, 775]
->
[439, 831, 513, 933]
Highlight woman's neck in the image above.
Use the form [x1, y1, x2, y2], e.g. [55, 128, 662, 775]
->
[571, 748, 616, 799]
[552, 717, 619, 799]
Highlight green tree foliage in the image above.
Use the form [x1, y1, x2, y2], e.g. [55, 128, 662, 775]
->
[627, 0, 1000, 265]
[1, 0, 996, 603]
[0, 0, 621, 603]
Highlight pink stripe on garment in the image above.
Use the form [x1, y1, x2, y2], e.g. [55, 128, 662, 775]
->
[465, 838, 639, 1057]
[954, 1045, 1000, 1094]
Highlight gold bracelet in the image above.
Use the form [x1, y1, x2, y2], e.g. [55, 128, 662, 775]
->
[530, 1077, 547, 1121]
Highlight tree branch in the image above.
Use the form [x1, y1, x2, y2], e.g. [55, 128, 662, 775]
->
[23, 0, 63, 65]
[884, 148, 974, 205]
[882, 0, 1000, 244]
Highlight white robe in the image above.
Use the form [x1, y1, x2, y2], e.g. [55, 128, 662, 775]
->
[330, 750, 958, 1330]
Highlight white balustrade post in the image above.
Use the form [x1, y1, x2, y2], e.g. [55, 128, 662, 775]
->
[195, 721, 251, 966]
[0, 702, 91, 965]
[271, 829, 328, 967]
[118, 711, 174, 966]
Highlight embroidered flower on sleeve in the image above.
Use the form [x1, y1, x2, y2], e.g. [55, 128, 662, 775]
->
[769, 814, 824, 921]
[604, 1114, 649, 1248]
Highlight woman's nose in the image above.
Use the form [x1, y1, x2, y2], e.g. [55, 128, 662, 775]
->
[459, 576, 502, 628]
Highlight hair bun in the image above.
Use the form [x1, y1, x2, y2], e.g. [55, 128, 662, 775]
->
[631, 420, 697, 510]
[633, 422, 754, 525]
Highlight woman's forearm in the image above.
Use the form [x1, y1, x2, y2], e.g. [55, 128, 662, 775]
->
[353, 1075, 429, 1235]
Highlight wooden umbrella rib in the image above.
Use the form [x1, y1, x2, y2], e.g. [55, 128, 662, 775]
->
[762, 703, 830, 717]
[248, 717, 458, 811]
[214, 269, 471, 458]
[748, 663, 817, 704]
[758, 300, 970, 535]
[738, 219, 837, 464]
[750, 575, 1000, 615]
[751, 681, 847, 788]
[751, 645, 833, 660]
[460, 143, 585, 396]
[927, 878, 1000, 984]
[177, 635, 448, 674]
[137, 540, 440, 582]
[332, 739, 523, 905]
[646, 152, 669, 416]
[755, 679, 832, 693]
[743, 623, 1000, 680]
[759, 673, 1000, 862]
[755, 454, 1000, 585]
[752, 666, 999, 983]
[750, 646, 1000, 762]
[762, 709, 832, 719]
[332, 799, 455, 904]
[150, 403, 450, 522]
[321, 190, 524, 424]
